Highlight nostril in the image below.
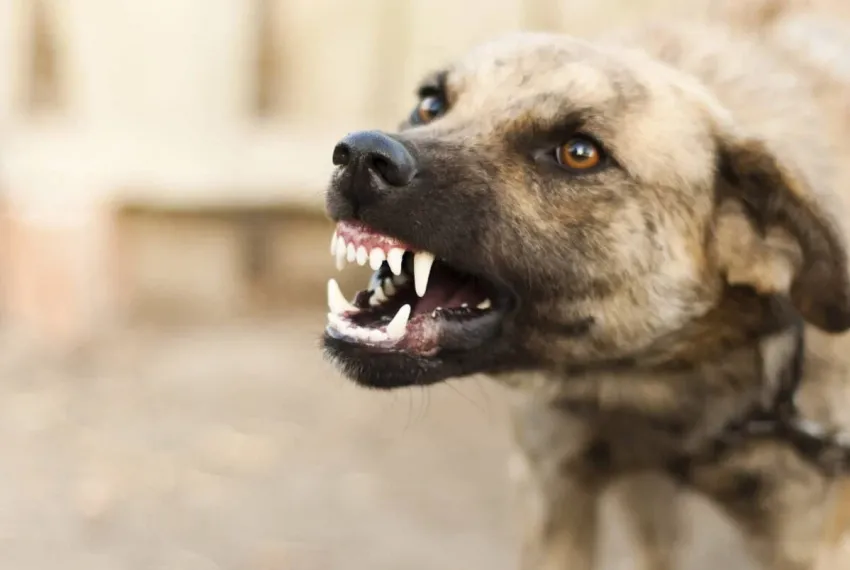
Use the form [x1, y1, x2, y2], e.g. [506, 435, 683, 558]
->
[368, 155, 392, 182]
[331, 130, 417, 187]
[367, 153, 415, 186]
[332, 142, 351, 167]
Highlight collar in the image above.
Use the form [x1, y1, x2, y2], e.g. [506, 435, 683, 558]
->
[689, 318, 850, 475]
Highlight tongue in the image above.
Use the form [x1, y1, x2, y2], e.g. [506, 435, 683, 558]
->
[412, 263, 484, 315]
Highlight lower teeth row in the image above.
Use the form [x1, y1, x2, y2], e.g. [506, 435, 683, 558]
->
[327, 268, 495, 344]
[328, 302, 410, 342]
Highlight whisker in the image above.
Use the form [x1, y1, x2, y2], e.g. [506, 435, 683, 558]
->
[446, 380, 489, 417]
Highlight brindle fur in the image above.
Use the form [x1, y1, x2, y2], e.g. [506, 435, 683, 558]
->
[323, 1, 850, 568]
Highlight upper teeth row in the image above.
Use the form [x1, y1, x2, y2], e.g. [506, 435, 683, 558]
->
[331, 231, 436, 298]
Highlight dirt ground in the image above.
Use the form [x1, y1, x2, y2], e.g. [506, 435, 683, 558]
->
[0, 309, 754, 570]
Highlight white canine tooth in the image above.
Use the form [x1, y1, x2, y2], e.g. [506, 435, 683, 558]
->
[382, 279, 396, 296]
[386, 304, 411, 340]
[413, 251, 436, 297]
[368, 330, 387, 343]
[335, 247, 346, 271]
[356, 246, 368, 266]
[335, 238, 347, 270]
[330, 232, 338, 255]
[327, 279, 358, 314]
[346, 243, 356, 263]
[461, 303, 468, 308]
[477, 298, 492, 310]
[387, 248, 405, 276]
[369, 248, 386, 271]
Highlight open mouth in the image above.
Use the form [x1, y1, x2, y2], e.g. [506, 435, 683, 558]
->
[325, 221, 507, 356]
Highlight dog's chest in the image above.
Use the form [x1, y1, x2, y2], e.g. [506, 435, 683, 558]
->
[505, 368, 766, 477]
[510, 401, 688, 482]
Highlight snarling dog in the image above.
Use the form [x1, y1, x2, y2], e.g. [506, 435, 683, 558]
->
[321, 4, 850, 569]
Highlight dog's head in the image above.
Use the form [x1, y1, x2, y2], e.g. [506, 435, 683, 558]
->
[322, 32, 850, 389]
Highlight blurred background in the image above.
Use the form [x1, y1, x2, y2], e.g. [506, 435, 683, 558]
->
[0, 0, 766, 568]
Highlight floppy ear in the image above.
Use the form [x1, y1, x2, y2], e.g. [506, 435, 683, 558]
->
[713, 136, 850, 332]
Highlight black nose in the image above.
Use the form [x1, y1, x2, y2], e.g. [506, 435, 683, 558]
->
[332, 130, 417, 187]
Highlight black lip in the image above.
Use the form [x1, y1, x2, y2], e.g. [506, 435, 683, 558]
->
[321, 319, 524, 389]
[322, 335, 458, 389]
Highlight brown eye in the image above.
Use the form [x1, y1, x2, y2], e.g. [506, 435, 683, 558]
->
[556, 137, 602, 171]
[412, 95, 445, 125]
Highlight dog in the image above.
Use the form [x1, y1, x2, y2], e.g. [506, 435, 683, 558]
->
[321, 2, 850, 568]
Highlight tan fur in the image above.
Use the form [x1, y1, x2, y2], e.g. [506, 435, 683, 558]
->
[315, 0, 850, 567]
[405, 3, 850, 569]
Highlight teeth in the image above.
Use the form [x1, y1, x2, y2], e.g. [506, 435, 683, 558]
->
[334, 237, 347, 270]
[369, 248, 385, 271]
[386, 304, 411, 340]
[413, 252, 435, 297]
[346, 243, 356, 263]
[368, 330, 388, 343]
[477, 298, 492, 310]
[461, 303, 468, 308]
[327, 278, 357, 314]
[382, 278, 396, 296]
[369, 287, 388, 306]
[330, 232, 338, 255]
[393, 273, 410, 286]
[335, 237, 347, 270]
[387, 248, 405, 276]
[356, 246, 368, 266]
[326, 310, 389, 345]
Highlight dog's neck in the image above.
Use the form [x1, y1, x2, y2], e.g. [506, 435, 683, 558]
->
[499, 294, 806, 449]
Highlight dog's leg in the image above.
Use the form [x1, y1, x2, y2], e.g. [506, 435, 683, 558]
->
[616, 473, 681, 570]
[510, 401, 604, 570]
[514, 461, 601, 570]
[689, 441, 833, 570]
[735, 490, 831, 570]
[814, 477, 850, 569]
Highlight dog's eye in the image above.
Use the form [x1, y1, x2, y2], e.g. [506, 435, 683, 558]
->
[411, 96, 445, 125]
[555, 137, 603, 171]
